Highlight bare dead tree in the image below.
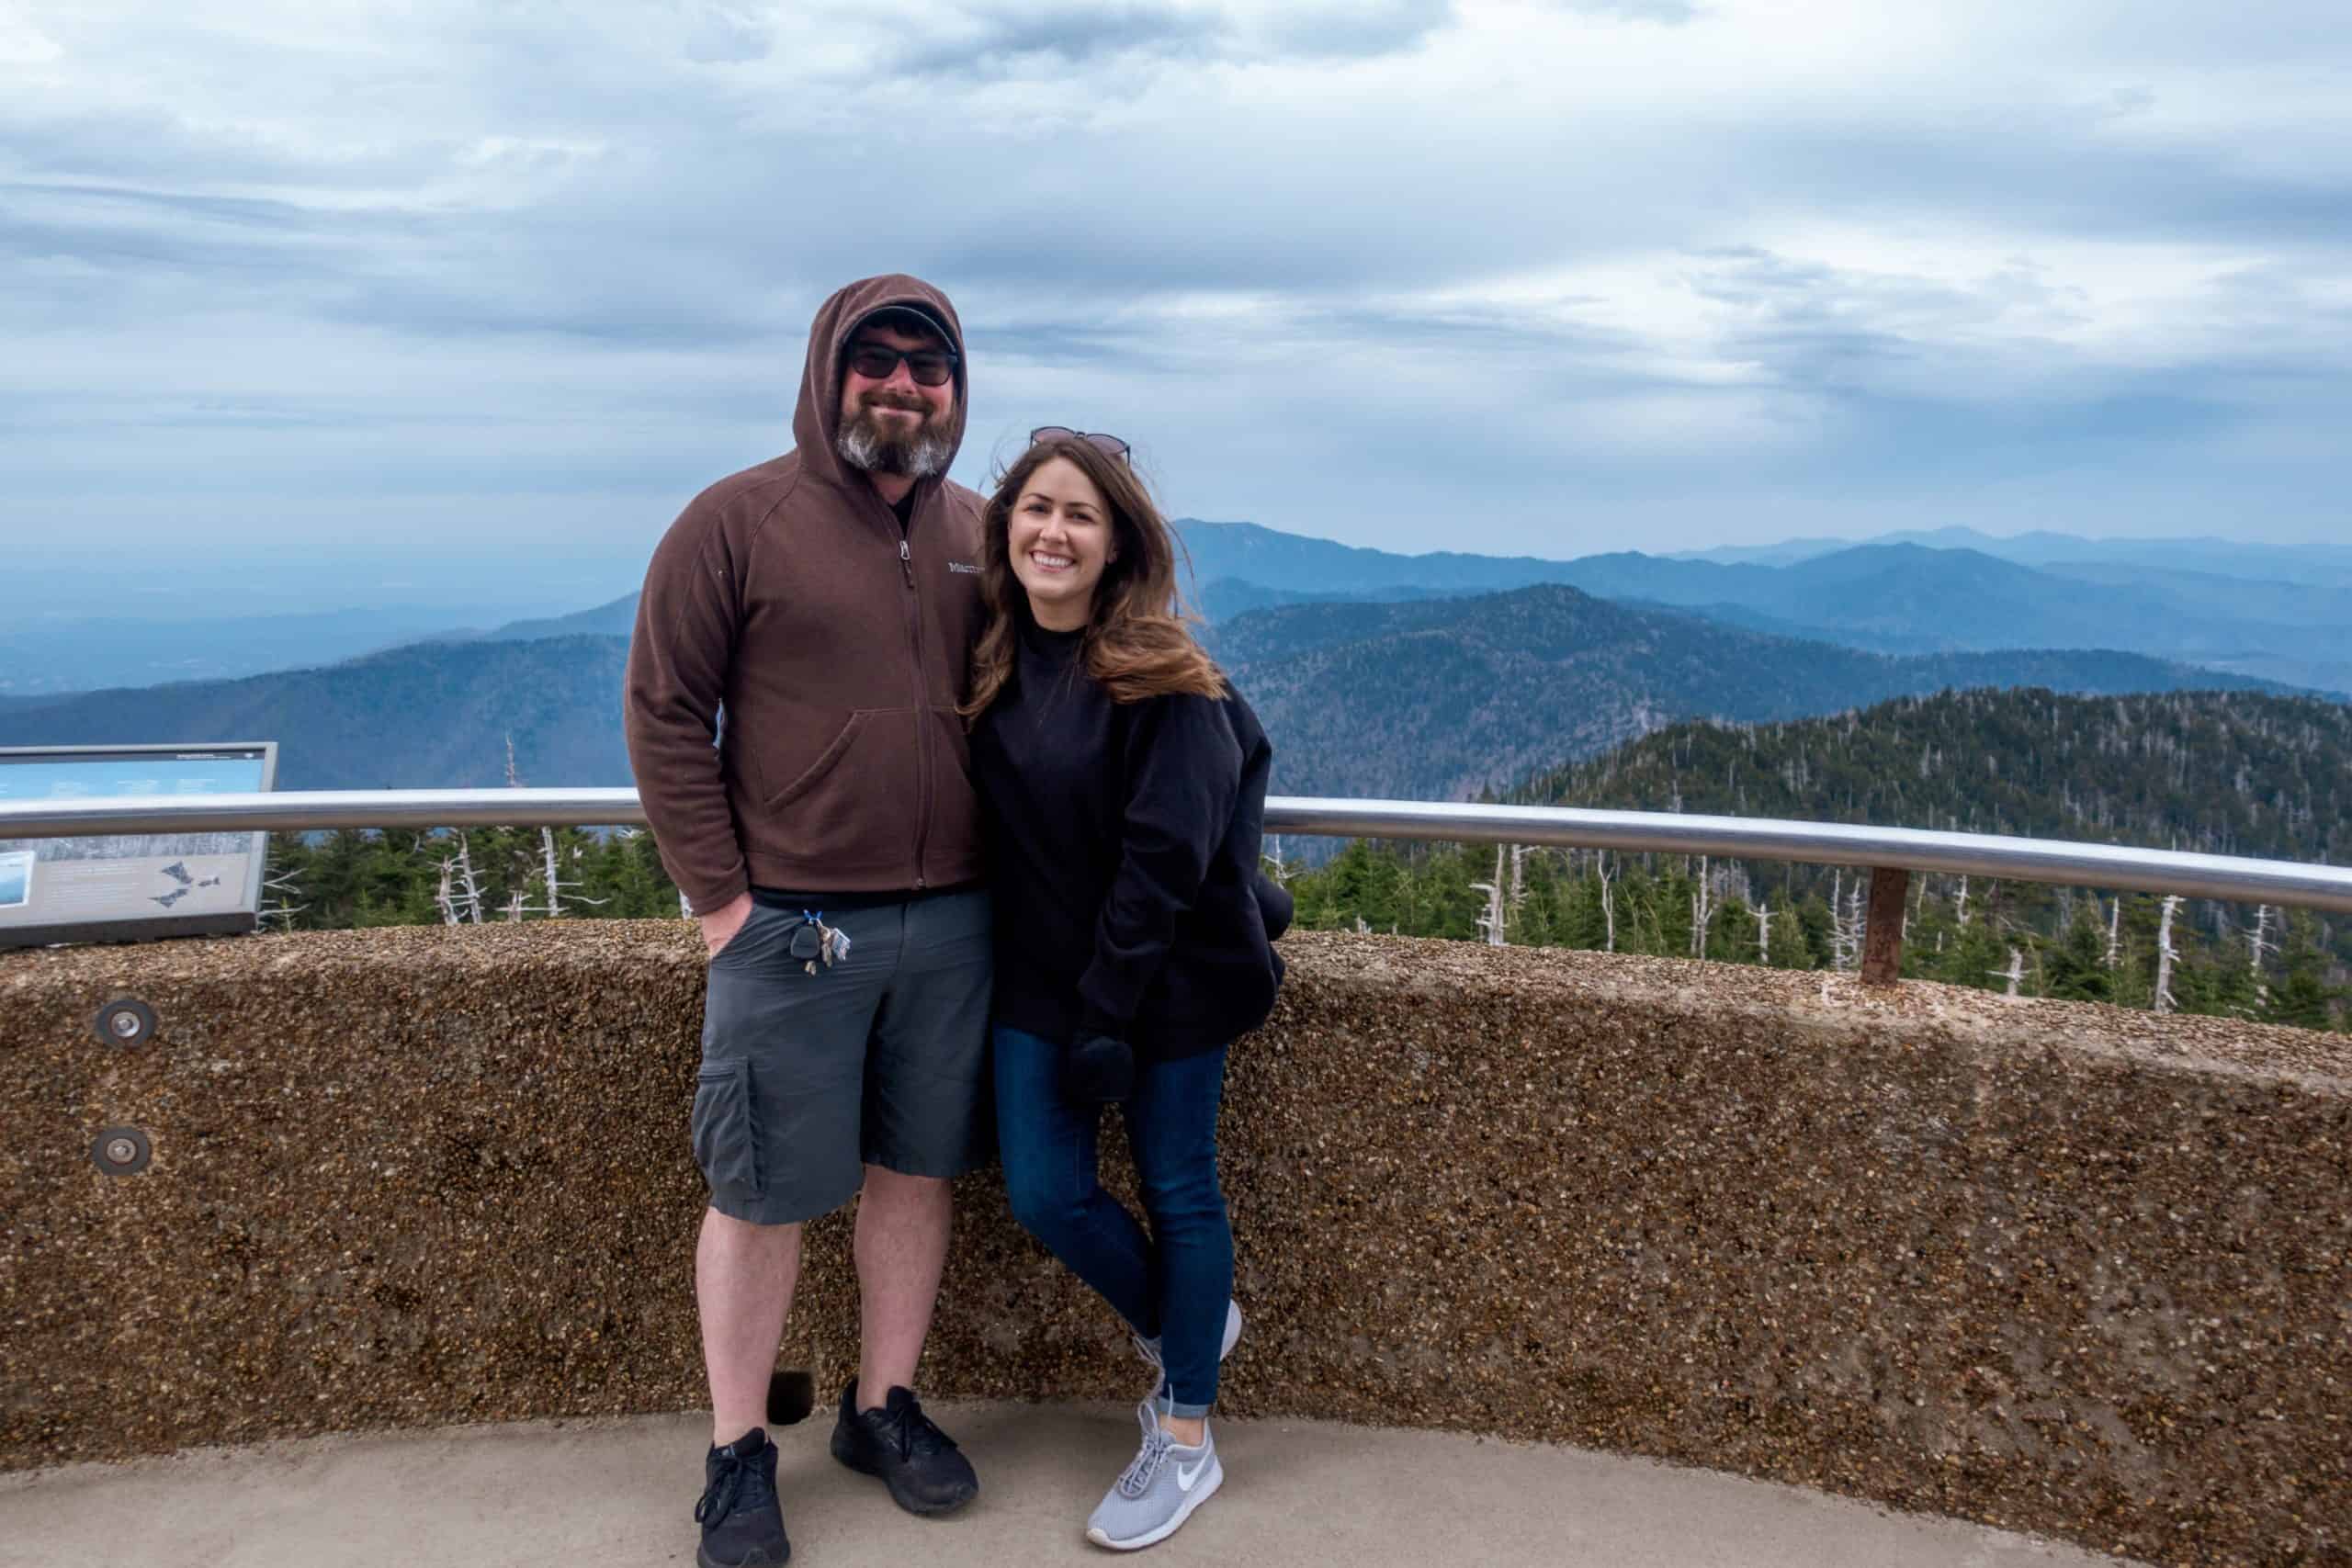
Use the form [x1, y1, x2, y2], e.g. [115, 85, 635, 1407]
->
[2154, 895, 2183, 1016]
[1827, 869, 1843, 962]
[450, 832, 486, 923]
[1953, 874, 1971, 929]
[503, 734, 524, 789]
[2245, 905, 2278, 1007]
[537, 827, 609, 919]
[1509, 844, 1528, 912]
[1597, 852, 1616, 953]
[434, 856, 462, 927]
[1756, 901, 1771, 965]
[1827, 870, 1862, 973]
[2105, 897, 2122, 970]
[1262, 834, 1290, 887]
[1991, 947, 2025, 998]
[503, 887, 528, 923]
[259, 840, 308, 930]
[1471, 845, 1508, 948]
[1690, 854, 1712, 957]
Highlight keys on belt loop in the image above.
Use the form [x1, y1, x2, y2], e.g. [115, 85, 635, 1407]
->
[790, 910, 850, 975]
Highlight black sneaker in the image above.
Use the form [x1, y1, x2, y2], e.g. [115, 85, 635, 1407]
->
[829, 1380, 979, 1516]
[695, 1427, 790, 1567]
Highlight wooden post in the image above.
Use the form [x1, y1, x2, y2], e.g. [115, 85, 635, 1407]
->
[1861, 866, 1909, 987]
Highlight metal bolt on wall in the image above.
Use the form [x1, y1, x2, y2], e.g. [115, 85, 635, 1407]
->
[92, 1127, 153, 1176]
[92, 997, 158, 1047]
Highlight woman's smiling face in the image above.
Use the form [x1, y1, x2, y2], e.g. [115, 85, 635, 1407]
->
[1008, 456, 1118, 631]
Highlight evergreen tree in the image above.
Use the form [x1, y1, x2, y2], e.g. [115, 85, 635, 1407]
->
[2042, 906, 2114, 1004]
[2266, 912, 2340, 1032]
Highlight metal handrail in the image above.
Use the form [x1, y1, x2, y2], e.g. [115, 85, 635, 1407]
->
[6, 787, 2349, 914]
[1267, 799, 2352, 913]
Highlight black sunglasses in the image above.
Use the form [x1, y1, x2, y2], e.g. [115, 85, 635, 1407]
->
[1029, 426, 1130, 463]
[845, 342, 958, 387]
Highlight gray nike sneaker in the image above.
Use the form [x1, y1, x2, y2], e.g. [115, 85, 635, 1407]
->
[1131, 1299, 1243, 1407]
[1085, 1401, 1222, 1551]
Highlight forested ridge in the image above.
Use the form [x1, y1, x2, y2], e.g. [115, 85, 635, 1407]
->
[1279, 688, 2350, 1030]
[1518, 687, 2346, 863]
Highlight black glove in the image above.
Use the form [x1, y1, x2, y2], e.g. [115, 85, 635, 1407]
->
[1063, 1032, 1136, 1104]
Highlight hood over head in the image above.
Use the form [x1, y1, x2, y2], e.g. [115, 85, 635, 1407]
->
[793, 274, 970, 491]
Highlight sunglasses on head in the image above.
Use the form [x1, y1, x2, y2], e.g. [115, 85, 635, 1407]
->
[845, 342, 958, 387]
[1029, 426, 1131, 463]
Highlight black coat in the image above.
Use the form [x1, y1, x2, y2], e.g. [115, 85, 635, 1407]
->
[971, 620, 1289, 1059]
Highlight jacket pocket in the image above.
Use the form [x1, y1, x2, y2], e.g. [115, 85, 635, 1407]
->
[928, 704, 972, 775]
[691, 1059, 761, 1199]
[762, 711, 871, 809]
[748, 707, 924, 875]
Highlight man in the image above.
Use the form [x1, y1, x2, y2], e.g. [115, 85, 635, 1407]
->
[625, 275, 991, 1568]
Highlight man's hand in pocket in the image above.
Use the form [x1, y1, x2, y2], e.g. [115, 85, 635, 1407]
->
[700, 892, 756, 957]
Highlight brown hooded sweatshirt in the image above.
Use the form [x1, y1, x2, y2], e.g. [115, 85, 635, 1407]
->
[624, 276, 986, 913]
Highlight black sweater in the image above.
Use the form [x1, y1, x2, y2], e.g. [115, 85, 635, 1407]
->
[970, 618, 1288, 1059]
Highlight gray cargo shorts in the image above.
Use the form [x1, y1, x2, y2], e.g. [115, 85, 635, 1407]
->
[692, 888, 992, 1226]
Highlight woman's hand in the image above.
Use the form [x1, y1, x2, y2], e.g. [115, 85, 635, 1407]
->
[1063, 1033, 1136, 1103]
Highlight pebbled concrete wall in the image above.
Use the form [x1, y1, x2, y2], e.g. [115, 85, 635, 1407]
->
[5, 925, 2346, 1565]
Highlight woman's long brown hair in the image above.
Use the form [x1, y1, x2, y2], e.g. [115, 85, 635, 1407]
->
[961, 436, 1227, 717]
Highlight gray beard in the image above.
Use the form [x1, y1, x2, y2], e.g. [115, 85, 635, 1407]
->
[836, 410, 952, 479]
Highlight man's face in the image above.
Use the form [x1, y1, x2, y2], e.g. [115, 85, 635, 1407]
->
[836, 320, 956, 478]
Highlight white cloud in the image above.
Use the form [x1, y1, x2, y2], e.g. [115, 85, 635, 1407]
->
[2, 0, 2347, 569]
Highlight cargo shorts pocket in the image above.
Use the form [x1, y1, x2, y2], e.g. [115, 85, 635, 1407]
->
[691, 1059, 761, 1199]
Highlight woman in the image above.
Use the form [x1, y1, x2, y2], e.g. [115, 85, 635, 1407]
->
[965, 428, 1290, 1551]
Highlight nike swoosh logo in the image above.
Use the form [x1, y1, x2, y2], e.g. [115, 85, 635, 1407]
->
[1176, 1454, 1209, 1492]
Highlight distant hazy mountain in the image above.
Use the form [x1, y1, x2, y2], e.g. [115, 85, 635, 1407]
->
[1182, 528, 2351, 695]
[2029, 560, 2348, 626]
[1587, 545, 2352, 694]
[1173, 521, 1584, 596]
[0, 637, 632, 790]
[1672, 527, 2352, 588]
[1193, 578, 1453, 622]
[1662, 537, 1856, 569]
[0, 606, 516, 699]
[1557, 544, 2143, 644]
[1215, 583, 2301, 802]
[1884, 528, 2352, 585]
[1602, 599, 1952, 655]
[478, 594, 642, 643]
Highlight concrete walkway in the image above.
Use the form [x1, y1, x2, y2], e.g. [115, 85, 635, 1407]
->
[0, 1402, 2138, 1568]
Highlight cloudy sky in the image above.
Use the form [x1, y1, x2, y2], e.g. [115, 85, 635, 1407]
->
[5, 0, 2347, 611]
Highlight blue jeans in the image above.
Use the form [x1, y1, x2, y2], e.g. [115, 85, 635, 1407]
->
[993, 1026, 1234, 1418]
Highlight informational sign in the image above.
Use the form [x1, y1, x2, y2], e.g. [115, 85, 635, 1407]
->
[0, 744, 277, 948]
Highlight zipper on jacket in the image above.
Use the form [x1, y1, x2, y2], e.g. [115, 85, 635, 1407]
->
[898, 517, 933, 888]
